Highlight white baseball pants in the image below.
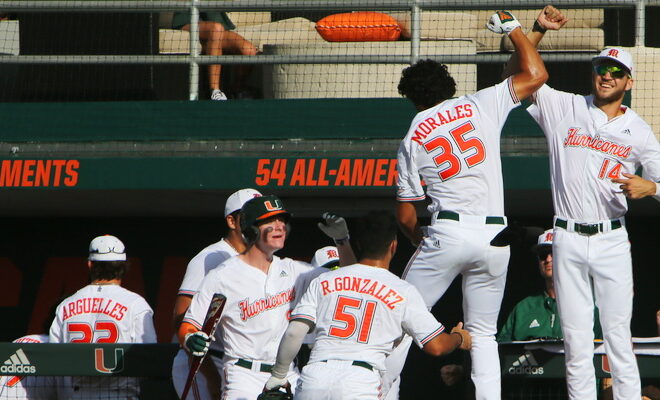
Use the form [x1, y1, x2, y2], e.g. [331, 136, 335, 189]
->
[294, 360, 381, 400]
[388, 216, 510, 400]
[221, 359, 299, 400]
[552, 224, 640, 400]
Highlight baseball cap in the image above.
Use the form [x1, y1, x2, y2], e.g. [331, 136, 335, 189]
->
[224, 188, 262, 217]
[311, 246, 340, 269]
[592, 47, 634, 75]
[89, 235, 126, 261]
[240, 195, 290, 228]
[531, 229, 553, 254]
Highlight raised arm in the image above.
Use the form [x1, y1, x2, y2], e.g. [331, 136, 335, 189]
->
[501, 6, 569, 81]
[486, 10, 549, 100]
[317, 212, 357, 265]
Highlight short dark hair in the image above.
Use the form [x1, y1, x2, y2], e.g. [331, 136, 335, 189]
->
[89, 260, 129, 282]
[354, 211, 398, 259]
[398, 59, 457, 110]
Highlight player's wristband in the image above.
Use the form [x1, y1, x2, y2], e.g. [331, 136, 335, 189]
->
[532, 20, 547, 34]
[334, 235, 350, 246]
[451, 332, 464, 347]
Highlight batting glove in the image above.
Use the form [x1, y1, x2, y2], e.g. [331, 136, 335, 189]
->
[317, 212, 349, 243]
[486, 11, 522, 35]
[183, 331, 210, 357]
[264, 376, 289, 391]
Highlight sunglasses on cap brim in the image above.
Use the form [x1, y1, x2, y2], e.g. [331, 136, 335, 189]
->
[593, 64, 630, 79]
[536, 248, 553, 259]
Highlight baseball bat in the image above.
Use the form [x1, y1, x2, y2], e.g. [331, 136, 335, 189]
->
[181, 293, 227, 400]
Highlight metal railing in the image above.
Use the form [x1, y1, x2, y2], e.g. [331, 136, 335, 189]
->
[0, 0, 650, 100]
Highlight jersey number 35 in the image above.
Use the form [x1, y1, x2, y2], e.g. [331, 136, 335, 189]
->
[423, 121, 486, 181]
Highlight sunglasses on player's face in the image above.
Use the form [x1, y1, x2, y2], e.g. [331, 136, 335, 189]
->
[593, 64, 629, 79]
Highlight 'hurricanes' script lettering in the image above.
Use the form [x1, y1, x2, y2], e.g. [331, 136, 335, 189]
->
[239, 288, 296, 321]
[411, 104, 474, 145]
[563, 128, 632, 159]
[320, 277, 405, 310]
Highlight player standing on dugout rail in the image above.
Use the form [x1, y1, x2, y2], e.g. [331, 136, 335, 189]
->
[502, 5, 660, 400]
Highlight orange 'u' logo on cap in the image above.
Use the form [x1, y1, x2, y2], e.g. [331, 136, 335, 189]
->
[264, 200, 282, 211]
[608, 49, 619, 58]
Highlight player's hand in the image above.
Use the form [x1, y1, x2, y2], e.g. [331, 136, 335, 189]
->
[451, 322, 472, 351]
[440, 364, 464, 387]
[612, 173, 658, 199]
[536, 5, 569, 31]
[184, 331, 211, 357]
[486, 11, 522, 35]
[264, 376, 289, 391]
[317, 212, 349, 242]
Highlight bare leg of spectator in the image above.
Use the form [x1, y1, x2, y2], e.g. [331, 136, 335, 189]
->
[220, 31, 258, 97]
[181, 22, 257, 100]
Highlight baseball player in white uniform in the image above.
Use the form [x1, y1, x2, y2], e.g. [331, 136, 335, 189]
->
[0, 334, 56, 400]
[263, 211, 471, 400]
[178, 196, 355, 400]
[49, 235, 157, 399]
[505, 7, 660, 399]
[389, 11, 548, 400]
[171, 188, 262, 400]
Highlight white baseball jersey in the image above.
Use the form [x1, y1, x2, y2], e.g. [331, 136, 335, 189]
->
[397, 77, 521, 216]
[528, 84, 660, 220]
[183, 255, 313, 362]
[0, 335, 56, 400]
[292, 264, 445, 371]
[178, 238, 238, 297]
[527, 83, 659, 400]
[49, 284, 156, 398]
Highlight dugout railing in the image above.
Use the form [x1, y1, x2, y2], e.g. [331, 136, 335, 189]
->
[0, 0, 653, 101]
[1, 342, 658, 399]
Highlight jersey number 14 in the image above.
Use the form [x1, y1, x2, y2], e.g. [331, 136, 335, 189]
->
[423, 121, 486, 181]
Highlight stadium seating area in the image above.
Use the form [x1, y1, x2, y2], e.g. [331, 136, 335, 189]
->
[157, 10, 604, 99]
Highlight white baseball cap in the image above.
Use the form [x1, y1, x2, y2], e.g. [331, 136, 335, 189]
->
[311, 246, 340, 269]
[224, 188, 262, 217]
[592, 47, 634, 75]
[532, 229, 554, 252]
[89, 235, 126, 261]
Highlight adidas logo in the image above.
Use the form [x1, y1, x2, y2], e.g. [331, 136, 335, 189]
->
[529, 319, 540, 328]
[1, 349, 36, 374]
[280, 270, 288, 277]
[508, 351, 544, 375]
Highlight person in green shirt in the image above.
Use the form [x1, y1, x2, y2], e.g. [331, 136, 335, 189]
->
[498, 229, 602, 342]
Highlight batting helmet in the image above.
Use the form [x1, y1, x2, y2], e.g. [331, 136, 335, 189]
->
[239, 195, 290, 243]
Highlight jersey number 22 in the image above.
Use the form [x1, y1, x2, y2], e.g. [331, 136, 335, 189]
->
[68, 321, 119, 343]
